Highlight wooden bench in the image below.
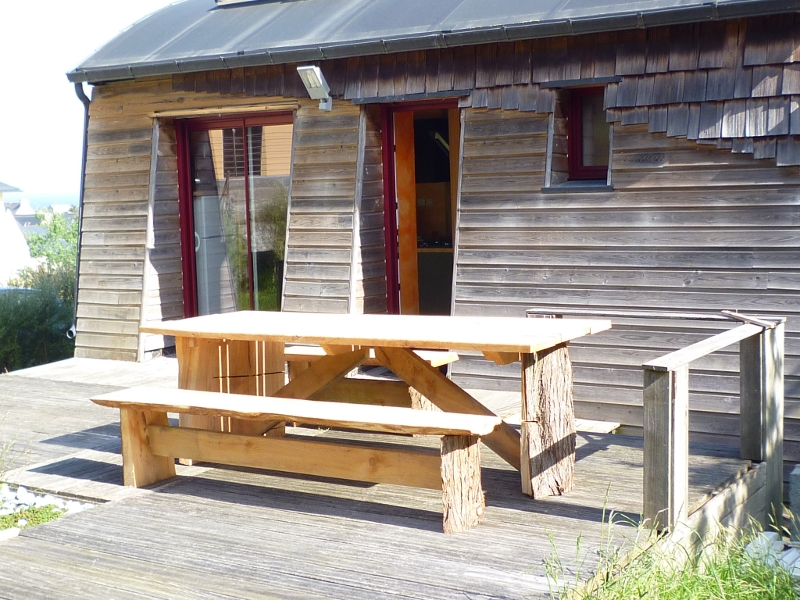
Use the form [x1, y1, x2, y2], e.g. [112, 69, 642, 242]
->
[91, 386, 501, 533]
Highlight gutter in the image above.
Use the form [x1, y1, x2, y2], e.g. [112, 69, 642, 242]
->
[68, 82, 90, 340]
[66, 0, 800, 84]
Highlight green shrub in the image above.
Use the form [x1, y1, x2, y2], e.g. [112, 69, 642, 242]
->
[0, 272, 75, 372]
[1, 208, 77, 372]
[546, 517, 799, 600]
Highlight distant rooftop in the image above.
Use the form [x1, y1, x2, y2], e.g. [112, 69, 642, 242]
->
[0, 181, 21, 193]
[67, 0, 797, 84]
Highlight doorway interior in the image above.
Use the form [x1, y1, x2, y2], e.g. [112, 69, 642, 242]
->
[382, 102, 460, 315]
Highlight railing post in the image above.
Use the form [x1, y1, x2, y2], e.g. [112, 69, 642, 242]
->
[740, 322, 784, 528]
[643, 365, 689, 531]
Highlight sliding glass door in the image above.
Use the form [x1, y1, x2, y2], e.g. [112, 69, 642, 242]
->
[178, 114, 293, 316]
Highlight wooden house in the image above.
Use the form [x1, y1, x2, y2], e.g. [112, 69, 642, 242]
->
[68, 0, 800, 476]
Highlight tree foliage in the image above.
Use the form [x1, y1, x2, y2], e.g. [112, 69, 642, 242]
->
[1, 208, 78, 372]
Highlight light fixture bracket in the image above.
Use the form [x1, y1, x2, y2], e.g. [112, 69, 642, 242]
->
[297, 65, 332, 111]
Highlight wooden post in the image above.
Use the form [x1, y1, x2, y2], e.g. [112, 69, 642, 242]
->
[441, 434, 484, 533]
[520, 343, 575, 497]
[740, 323, 784, 528]
[643, 365, 689, 531]
[119, 408, 176, 488]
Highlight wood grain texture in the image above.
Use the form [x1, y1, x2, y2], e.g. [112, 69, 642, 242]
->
[374, 346, 522, 471]
[119, 407, 176, 487]
[440, 434, 485, 533]
[521, 345, 575, 498]
[149, 424, 445, 489]
[0, 366, 763, 598]
[643, 366, 689, 531]
[451, 122, 800, 483]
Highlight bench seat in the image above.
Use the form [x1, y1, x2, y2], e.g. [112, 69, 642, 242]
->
[92, 386, 501, 533]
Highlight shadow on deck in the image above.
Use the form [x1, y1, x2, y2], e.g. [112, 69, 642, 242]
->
[0, 358, 762, 599]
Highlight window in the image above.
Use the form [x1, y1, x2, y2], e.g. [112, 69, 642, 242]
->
[567, 88, 609, 181]
[177, 114, 293, 317]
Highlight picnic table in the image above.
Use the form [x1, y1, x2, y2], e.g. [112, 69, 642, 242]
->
[141, 311, 610, 497]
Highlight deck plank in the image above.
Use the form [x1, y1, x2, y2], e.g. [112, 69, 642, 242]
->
[0, 359, 753, 599]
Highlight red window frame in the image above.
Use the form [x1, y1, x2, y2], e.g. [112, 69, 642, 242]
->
[567, 88, 608, 181]
[175, 112, 294, 318]
[380, 99, 459, 315]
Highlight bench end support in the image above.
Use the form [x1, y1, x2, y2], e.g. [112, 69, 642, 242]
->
[120, 408, 176, 488]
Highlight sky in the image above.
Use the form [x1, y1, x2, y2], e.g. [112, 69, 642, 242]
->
[0, 0, 179, 202]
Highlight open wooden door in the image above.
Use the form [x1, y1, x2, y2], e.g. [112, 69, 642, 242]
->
[385, 104, 460, 316]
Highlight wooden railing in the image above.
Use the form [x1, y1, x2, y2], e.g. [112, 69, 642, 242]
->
[642, 312, 785, 531]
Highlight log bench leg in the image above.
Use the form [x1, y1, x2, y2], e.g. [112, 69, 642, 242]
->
[441, 434, 485, 533]
[520, 343, 576, 498]
[120, 408, 176, 487]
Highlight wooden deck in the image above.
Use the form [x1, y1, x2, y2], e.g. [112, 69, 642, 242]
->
[0, 358, 755, 599]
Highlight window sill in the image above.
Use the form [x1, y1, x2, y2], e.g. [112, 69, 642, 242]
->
[541, 181, 613, 194]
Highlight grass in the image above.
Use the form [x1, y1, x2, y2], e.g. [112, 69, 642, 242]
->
[545, 514, 798, 599]
[0, 504, 65, 531]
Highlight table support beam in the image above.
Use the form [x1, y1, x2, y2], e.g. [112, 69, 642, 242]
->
[521, 344, 575, 498]
[375, 346, 521, 471]
[275, 348, 368, 399]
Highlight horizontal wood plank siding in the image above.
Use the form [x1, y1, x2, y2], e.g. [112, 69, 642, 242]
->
[283, 100, 359, 314]
[76, 79, 295, 359]
[76, 98, 152, 361]
[452, 117, 800, 478]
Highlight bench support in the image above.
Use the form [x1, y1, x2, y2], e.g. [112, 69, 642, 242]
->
[441, 434, 485, 533]
[117, 421, 488, 533]
[120, 408, 176, 487]
[521, 344, 575, 498]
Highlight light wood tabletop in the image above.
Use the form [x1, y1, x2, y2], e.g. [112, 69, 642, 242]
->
[141, 311, 611, 354]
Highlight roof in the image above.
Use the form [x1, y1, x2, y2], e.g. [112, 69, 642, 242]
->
[0, 182, 20, 193]
[67, 0, 799, 84]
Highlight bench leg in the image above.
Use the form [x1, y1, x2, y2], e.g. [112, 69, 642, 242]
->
[441, 434, 485, 533]
[120, 408, 176, 487]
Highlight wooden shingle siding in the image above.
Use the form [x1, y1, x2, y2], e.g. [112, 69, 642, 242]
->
[451, 117, 800, 478]
[174, 15, 800, 166]
[283, 100, 360, 314]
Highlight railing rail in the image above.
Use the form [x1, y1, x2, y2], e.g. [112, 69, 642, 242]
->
[643, 313, 785, 531]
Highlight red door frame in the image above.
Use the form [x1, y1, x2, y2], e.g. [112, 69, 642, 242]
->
[380, 99, 459, 314]
[175, 113, 293, 317]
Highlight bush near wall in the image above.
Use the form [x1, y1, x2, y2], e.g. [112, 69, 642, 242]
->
[1, 210, 77, 373]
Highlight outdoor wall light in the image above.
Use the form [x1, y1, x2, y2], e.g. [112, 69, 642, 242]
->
[297, 65, 332, 111]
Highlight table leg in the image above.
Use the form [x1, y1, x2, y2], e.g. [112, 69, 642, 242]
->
[175, 336, 286, 437]
[520, 343, 575, 497]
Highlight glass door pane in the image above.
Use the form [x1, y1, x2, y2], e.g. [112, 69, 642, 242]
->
[190, 128, 250, 315]
[247, 123, 292, 311]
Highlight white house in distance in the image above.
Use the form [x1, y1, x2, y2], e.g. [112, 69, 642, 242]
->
[0, 181, 20, 204]
[0, 182, 37, 286]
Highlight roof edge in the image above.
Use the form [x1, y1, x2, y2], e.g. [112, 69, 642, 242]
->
[66, 0, 800, 85]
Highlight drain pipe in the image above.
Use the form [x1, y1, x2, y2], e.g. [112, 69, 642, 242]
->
[68, 82, 90, 340]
